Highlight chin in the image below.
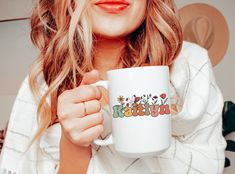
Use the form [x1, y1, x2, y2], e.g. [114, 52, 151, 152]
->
[94, 29, 130, 39]
[95, 33, 127, 40]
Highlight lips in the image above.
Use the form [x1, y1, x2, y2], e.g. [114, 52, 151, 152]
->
[95, 0, 130, 14]
[95, 0, 130, 5]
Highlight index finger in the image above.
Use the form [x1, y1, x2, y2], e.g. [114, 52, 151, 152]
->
[60, 85, 102, 103]
[81, 70, 100, 85]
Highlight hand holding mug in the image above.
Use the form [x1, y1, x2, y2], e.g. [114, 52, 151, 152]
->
[57, 70, 104, 147]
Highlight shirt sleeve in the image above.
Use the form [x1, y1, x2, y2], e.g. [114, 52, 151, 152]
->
[170, 43, 215, 136]
[0, 75, 35, 172]
[0, 74, 59, 174]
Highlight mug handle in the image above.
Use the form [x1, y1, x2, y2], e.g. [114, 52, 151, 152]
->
[90, 80, 114, 146]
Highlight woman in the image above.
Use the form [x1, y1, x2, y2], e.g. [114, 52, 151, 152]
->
[0, 0, 226, 173]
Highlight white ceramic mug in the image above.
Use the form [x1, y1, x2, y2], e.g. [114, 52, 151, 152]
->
[92, 66, 171, 158]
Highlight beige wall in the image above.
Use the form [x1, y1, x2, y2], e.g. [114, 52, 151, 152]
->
[0, 0, 33, 20]
[0, 20, 37, 128]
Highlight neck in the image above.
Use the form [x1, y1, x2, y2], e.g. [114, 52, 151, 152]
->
[93, 36, 126, 79]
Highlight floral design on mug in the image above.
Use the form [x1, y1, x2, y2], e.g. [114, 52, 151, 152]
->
[113, 93, 170, 118]
[117, 96, 125, 105]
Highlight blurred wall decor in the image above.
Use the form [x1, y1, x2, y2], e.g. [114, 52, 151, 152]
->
[176, 0, 235, 105]
[179, 3, 229, 66]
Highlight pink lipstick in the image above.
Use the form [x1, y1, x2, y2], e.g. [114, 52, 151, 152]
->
[95, 0, 130, 14]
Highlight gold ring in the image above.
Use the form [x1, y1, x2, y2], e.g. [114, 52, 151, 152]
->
[83, 102, 87, 116]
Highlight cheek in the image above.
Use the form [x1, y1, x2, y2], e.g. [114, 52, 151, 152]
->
[90, 2, 147, 38]
[126, 4, 147, 33]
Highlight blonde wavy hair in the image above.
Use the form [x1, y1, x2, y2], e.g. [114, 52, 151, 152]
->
[29, 0, 183, 143]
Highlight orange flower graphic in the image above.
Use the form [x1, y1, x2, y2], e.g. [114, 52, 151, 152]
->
[117, 96, 125, 104]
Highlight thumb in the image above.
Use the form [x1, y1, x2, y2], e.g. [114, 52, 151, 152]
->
[80, 69, 100, 85]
